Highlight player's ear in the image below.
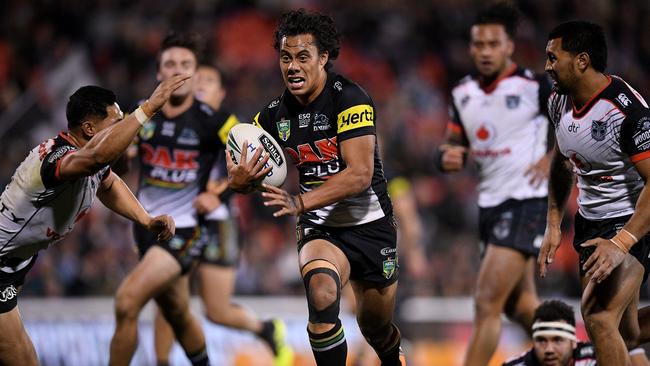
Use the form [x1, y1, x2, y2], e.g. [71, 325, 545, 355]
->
[576, 52, 590, 73]
[506, 38, 515, 57]
[80, 120, 95, 137]
[319, 51, 329, 67]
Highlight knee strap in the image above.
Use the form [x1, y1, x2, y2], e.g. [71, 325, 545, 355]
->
[303, 267, 341, 324]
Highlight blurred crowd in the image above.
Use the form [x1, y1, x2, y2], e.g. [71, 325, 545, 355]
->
[1, 0, 649, 300]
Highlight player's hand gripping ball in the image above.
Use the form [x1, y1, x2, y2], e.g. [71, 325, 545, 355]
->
[226, 123, 287, 187]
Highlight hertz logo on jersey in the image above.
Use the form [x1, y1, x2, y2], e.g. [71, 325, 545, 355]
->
[337, 105, 374, 133]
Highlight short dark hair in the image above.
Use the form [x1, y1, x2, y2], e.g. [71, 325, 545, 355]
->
[157, 31, 204, 70]
[273, 9, 341, 70]
[533, 300, 576, 327]
[198, 63, 226, 87]
[548, 21, 607, 72]
[474, 2, 520, 38]
[66, 86, 116, 129]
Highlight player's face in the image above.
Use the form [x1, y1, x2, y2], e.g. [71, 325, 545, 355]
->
[545, 38, 577, 95]
[533, 334, 575, 366]
[193, 66, 225, 110]
[157, 47, 197, 98]
[279, 34, 328, 104]
[470, 24, 514, 78]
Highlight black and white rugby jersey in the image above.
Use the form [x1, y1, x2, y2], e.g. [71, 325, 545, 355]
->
[253, 71, 392, 227]
[549, 75, 650, 220]
[134, 100, 238, 228]
[448, 64, 551, 208]
[0, 133, 110, 263]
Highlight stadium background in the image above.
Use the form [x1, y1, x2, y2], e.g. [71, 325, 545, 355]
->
[1, 0, 649, 364]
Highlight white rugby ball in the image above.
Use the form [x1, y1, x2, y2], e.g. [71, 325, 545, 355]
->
[226, 123, 287, 187]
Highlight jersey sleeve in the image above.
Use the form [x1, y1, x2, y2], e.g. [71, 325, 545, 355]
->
[40, 145, 78, 188]
[620, 108, 650, 162]
[217, 113, 240, 146]
[446, 100, 469, 145]
[336, 83, 376, 142]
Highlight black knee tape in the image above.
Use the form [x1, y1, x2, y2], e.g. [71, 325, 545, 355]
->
[303, 267, 341, 324]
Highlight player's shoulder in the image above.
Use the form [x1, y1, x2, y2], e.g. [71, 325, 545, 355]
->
[43, 133, 78, 161]
[603, 75, 649, 113]
[254, 95, 283, 127]
[574, 342, 595, 360]
[511, 66, 543, 82]
[501, 348, 534, 366]
[330, 72, 373, 108]
[451, 74, 476, 94]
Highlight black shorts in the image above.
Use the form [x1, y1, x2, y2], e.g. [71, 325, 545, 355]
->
[0, 255, 37, 313]
[479, 197, 547, 257]
[296, 215, 398, 287]
[198, 218, 240, 267]
[574, 213, 650, 282]
[134, 225, 202, 274]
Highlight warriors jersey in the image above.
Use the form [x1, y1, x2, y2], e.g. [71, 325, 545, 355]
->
[0, 132, 110, 263]
[449, 65, 551, 208]
[502, 341, 595, 365]
[135, 100, 238, 228]
[549, 75, 650, 220]
[253, 72, 392, 227]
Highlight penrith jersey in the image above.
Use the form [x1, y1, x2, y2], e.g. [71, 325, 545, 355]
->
[550, 75, 650, 220]
[253, 72, 392, 227]
[135, 100, 238, 228]
[448, 64, 551, 208]
[0, 132, 110, 264]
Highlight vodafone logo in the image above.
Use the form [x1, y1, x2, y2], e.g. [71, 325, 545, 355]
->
[474, 123, 496, 146]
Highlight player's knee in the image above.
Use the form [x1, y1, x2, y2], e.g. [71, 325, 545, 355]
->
[583, 310, 618, 337]
[114, 288, 142, 321]
[474, 291, 502, 317]
[358, 318, 392, 344]
[303, 267, 341, 323]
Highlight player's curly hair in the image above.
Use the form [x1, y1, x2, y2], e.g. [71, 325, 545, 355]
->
[66, 86, 117, 130]
[273, 9, 341, 70]
[548, 21, 607, 72]
[474, 2, 520, 38]
[156, 31, 204, 70]
[533, 300, 576, 327]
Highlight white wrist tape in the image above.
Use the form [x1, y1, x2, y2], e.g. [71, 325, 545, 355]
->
[134, 106, 150, 126]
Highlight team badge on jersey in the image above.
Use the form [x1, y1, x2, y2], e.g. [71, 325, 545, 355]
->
[505, 95, 520, 109]
[383, 258, 396, 279]
[591, 120, 607, 141]
[139, 120, 155, 141]
[276, 118, 291, 141]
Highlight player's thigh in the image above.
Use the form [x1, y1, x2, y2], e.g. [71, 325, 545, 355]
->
[581, 254, 643, 321]
[350, 280, 398, 326]
[0, 307, 38, 366]
[475, 244, 530, 303]
[155, 274, 192, 320]
[299, 239, 351, 285]
[198, 264, 236, 310]
[116, 246, 183, 307]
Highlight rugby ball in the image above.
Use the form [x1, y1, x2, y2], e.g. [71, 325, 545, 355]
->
[226, 123, 287, 187]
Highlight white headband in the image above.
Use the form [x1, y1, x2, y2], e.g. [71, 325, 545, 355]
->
[532, 321, 577, 342]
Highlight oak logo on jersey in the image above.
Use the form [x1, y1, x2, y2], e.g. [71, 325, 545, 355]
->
[338, 105, 374, 133]
[276, 118, 291, 141]
[591, 120, 607, 141]
[506, 95, 520, 109]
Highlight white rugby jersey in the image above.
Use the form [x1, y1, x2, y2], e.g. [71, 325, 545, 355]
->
[0, 133, 110, 265]
[449, 64, 551, 208]
[549, 75, 650, 220]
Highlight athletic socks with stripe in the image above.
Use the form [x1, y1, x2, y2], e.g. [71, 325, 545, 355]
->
[186, 347, 210, 366]
[308, 318, 347, 365]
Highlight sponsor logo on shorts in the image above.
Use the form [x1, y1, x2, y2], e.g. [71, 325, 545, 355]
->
[382, 258, 396, 279]
[169, 237, 185, 250]
[380, 247, 397, 256]
[493, 211, 513, 240]
[0, 285, 17, 302]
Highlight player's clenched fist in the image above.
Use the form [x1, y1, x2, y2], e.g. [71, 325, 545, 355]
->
[439, 144, 468, 172]
[146, 214, 176, 242]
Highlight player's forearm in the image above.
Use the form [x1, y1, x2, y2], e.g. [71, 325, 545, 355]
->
[98, 175, 151, 227]
[547, 150, 573, 228]
[622, 186, 650, 241]
[82, 105, 152, 166]
[300, 166, 371, 212]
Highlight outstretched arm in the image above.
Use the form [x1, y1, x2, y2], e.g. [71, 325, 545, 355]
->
[57, 75, 190, 180]
[97, 172, 174, 242]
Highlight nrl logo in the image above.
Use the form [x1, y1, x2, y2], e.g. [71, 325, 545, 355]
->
[276, 118, 291, 142]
